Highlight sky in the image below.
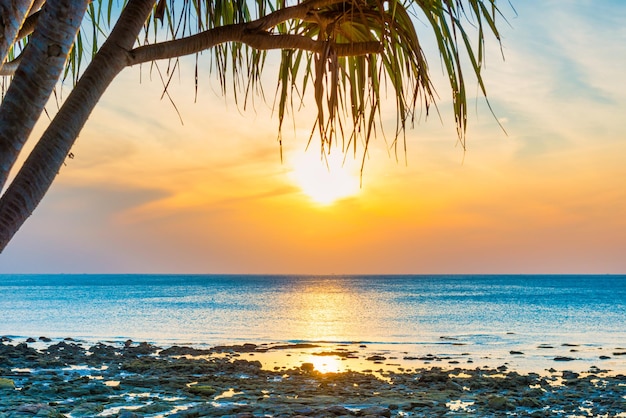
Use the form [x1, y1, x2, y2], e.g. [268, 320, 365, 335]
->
[1, 1, 626, 274]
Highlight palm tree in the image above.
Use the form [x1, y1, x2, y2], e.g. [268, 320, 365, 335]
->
[0, 0, 504, 252]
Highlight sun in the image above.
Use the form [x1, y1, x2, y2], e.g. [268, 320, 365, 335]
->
[289, 149, 361, 205]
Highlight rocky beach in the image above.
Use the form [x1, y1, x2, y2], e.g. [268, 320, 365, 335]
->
[1, 337, 625, 417]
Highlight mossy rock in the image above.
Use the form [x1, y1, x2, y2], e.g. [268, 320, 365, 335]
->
[188, 384, 217, 396]
[0, 377, 15, 389]
[487, 395, 515, 411]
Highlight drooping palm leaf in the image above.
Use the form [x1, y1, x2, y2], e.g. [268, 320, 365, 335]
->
[2, 0, 504, 158]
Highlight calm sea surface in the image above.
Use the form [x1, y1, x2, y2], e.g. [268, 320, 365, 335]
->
[1, 275, 625, 371]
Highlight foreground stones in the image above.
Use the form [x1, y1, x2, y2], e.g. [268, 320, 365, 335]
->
[1, 339, 625, 417]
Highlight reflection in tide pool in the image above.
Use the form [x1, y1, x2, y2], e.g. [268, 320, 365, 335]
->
[307, 354, 343, 374]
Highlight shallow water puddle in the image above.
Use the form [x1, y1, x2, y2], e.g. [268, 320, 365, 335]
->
[214, 388, 243, 400]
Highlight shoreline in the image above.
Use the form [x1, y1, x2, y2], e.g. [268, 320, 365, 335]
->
[2, 337, 626, 417]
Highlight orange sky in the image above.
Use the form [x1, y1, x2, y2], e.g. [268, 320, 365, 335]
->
[1, 2, 625, 273]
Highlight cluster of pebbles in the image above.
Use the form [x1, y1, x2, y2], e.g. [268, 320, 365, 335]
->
[1, 337, 625, 417]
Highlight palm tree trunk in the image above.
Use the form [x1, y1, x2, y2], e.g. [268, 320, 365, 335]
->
[0, 0, 34, 68]
[0, 0, 156, 251]
[0, 0, 89, 191]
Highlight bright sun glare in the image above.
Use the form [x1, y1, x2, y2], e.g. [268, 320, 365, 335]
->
[289, 149, 360, 205]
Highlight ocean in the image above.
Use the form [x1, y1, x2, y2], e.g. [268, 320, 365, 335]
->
[1, 274, 625, 372]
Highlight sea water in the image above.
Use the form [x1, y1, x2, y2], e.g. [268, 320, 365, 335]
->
[1, 274, 625, 372]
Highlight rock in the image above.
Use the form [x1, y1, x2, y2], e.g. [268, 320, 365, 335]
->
[124, 341, 160, 356]
[118, 411, 143, 418]
[487, 396, 514, 411]
[366, 355, 386, 361]
[324, 405, 354, 415]
[562, 371, 579, 380]
[38, 336, 52, 342]
[599, 355, 611, 360]
[553, 356, 575, 362]
[518, 397, 542, 408]
[409, 400, 436, 409]
[358, 406, 391, 417]
[510, 350, 524, 355]
[418, 370, 449, 383]
[187, 384, 216, 396]
[0, 377, 15, 389]
[160, 345, 212, 356]
[69, 403, 105, 416]
[301, 362, 315, 372]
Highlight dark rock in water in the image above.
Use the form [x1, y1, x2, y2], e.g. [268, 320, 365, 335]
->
[293, 407, 315, 415]
[45, 341, 86, 364]
[613, 352, 626, 356]
[510, 350, 524, 355]
[15, 403, 63, 417]
[517, 397, 542, 408]
[324, 405, 354, 415]
[187, 384, 217, 396]
[301, 362, 315, 372]
[125, 341, 161, 356]
[418, 369, 449, 383]
[118, 411, 143, 418]
[537, 344, 554, 349]
[267, 343, 320, 350]
[212, 343, 259, 353]
[487, 396, 514, 411]
[562, 371, 579, 380]
[359, 406, 391, 417]
[69, 403, 105, 416]
[599, 355, 611, 360]
[366, 355, 386, 361]
[38, 336, 52, 342]
[0, 377, 15, 389]
[554, 356, 576, 362]
[160, 345, 212, 356]
[25, 337, 36, 343]
[0, 336, 12, 342]
[232, 359, 262, 371]
[409, 400, 436, 409]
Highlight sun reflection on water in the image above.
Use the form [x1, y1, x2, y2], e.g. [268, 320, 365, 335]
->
[307, 355, 343, 374]
[283, 278, 369, 343]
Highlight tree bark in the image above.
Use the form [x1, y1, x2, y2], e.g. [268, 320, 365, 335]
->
[128, 0, 382, 66]
[0, 0, 34, 70]
[0, 0, 89, 191]
[0, 0, 156, 251]
[130, 29, 381, 65]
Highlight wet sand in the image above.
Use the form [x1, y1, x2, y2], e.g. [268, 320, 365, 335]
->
[1, 337, 626, 417]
